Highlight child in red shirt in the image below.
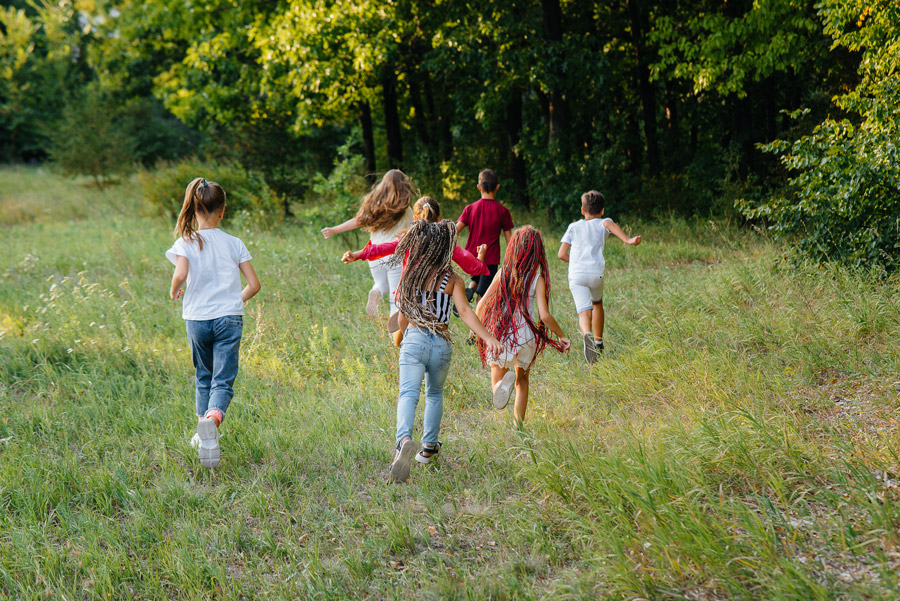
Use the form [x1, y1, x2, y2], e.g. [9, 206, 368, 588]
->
[456, 169, 514, 302]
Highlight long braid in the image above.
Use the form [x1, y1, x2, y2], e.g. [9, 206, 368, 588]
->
[389, 219, 456, 337]
[478, 226, 566, 367]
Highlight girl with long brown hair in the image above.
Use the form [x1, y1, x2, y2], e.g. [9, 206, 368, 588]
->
[321, 169, 415, 316]
[476, 226, 571, 425]
[166, 177, 261, 469]
[385, 219, 502, 483]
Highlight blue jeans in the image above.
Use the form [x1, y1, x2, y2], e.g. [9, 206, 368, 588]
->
[396, 327, 453, 446]
[185, 315, 242, 421]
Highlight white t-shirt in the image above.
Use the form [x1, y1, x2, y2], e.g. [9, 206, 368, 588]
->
[561, 218, 610, 276]
[369, 207, 414, 245]
[165, 229, 252, 321]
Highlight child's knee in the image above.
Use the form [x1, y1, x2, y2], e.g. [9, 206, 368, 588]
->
[592, 298, 603, 307]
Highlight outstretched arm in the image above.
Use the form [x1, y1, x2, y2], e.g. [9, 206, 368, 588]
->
[604, 219, 641, 246]
[322, 217, 361, 239]
[535, 276, 570, 352]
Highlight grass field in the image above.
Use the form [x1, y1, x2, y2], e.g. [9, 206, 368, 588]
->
[2, 166, 900, 600]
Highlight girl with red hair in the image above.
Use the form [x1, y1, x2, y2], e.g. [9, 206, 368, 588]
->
[477, 226, 571, 425]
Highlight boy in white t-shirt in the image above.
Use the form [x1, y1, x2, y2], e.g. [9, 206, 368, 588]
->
[558, 190, 641, 363]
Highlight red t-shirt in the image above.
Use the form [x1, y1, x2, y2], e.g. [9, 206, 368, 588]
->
[458, 198, 514, 265]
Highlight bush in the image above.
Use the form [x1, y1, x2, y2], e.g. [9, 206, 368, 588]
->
[741, 1, 900, 273]
[294, 141, 368, 244]
[140, 159, 283, 229]
[47, 85, 138, 189]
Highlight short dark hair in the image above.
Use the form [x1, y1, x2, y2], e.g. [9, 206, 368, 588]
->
[478, 169, 499, 193]
[581, 190, 605, 215]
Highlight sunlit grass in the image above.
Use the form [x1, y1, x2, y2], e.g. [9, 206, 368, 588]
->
[2, 167, 900, 599]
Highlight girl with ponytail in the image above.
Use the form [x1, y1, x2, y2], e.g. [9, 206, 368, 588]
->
[476, 226, 571, 425]
[166, 177, 261, 469]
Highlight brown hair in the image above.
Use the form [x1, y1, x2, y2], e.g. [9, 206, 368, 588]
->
[478, 169, 499, 193]
[174, 177, 226, 250]
[356, 169, 415, 232]
[477, 226, 566, 367]
[388, 219, 457, 338]
[581, 190, 605, 215]
[413, 196, 440, 222]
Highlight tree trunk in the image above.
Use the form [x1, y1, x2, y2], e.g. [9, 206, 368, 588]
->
[381, 68, 403, 169]
[505, 91, 528, 207]
[430, 81, 453, 162]
[358, 101, 377, 184]
[541, 0, 571, 146]
[408, 76, 432, 156]
[627, 0, 660, 176]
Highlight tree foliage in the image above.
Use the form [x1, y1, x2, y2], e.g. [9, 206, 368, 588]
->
[744, 0, 900, 271]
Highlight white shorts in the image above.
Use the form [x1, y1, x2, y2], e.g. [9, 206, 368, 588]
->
[568, 272, 604, 313]
[488, 335, 537, 370]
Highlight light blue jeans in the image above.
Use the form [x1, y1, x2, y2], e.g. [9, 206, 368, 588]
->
[396, 327, 452, 446]
[185, 315, 242, 421]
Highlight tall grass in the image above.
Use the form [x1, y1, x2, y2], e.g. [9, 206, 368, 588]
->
[1, 167, 899, 599]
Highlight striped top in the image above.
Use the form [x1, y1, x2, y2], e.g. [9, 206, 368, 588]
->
[420, 272, 453, 325]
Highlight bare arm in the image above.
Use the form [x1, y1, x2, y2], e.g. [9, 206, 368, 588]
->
[452, 276, 502, 355]
[341, 250, 362, 263]
[604, 219, 641, 246]
[503, 229, 511, 244]
[456, 221, 466, 234]
[170, 255, 189, 300]
[558, 242, 571, 262]
[239, 261, 261, 303]
[535, 276, 570, 352]
[322, 217, 361, 239]
[475, 267, 502, 320]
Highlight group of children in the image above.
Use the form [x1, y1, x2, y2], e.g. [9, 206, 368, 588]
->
[167, 169, 640, 476]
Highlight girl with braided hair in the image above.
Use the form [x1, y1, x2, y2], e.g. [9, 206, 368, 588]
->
[167, 177, 261, 468]
[386, 219, 503, 483]
[321, 169, 415, 316]
[476, 226, 571, 425]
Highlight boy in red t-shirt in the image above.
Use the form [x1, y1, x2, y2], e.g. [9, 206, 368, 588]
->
[456, 169, 514, 303]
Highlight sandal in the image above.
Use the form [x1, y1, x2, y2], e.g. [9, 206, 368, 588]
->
[416, 441, 442, 465]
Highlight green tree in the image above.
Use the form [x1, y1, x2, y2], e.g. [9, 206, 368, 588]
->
[744, 0, 900, 271]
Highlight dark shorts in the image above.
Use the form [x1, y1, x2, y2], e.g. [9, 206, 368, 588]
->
[471, 264, 499, 298]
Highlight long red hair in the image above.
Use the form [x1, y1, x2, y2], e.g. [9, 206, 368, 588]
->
[477, 226, 566, 367]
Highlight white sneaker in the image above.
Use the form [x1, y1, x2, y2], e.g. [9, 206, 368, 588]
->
[366, 289, 382, 317]
[189, 432, 201, 449]
[197, 418, 220, 468]
[492, 371, 516, 409]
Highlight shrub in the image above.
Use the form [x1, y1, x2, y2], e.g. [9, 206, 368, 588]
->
[294, 141, 369, 244]
[140, 159, 283, 229]
[47, 85, 137, 189]
[742, 0, 900, 273]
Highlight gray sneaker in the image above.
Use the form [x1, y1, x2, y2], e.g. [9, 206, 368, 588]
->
[197, 418, 220, 468]
[366, 289, 382, 316]
[389, 439, 417, 483]
[583, 333, 598, 364]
